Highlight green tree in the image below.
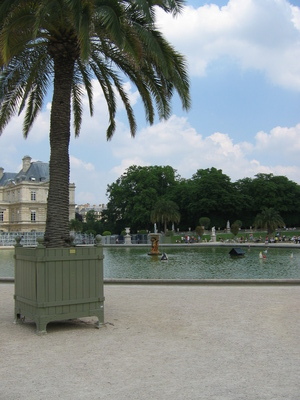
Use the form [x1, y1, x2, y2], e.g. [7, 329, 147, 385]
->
[188, 168, 243, 228]
[171, 178, 194, 230]
[230, 223, 239, 237]
[199, 217, 211, 229]
[85, 210, 97, 224]
[106, 165, 180, 231]
[0, 0, 190, 247]
[151, 198, 180, 233]
[195, 225, 204, 238]
[254, 208, 285, 235]
[69, 218, 83, 233]
[236, 174, 300, 227]
[233, 220, 242, 229]
[83, 209, 98, 234]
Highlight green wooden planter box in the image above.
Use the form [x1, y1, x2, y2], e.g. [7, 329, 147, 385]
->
[14, 241, 104, 334]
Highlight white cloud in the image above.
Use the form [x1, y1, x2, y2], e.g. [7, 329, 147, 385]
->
[291, 4, 300, 29]
[111, 157, 148, 177]
[70, 156, 95, 172]
[156, 0, 300, 90]
[253, 123, 300, 161]
[70, 155, 109, 204]
[107, 115, 300, 189]
[0, 108, 50, 171]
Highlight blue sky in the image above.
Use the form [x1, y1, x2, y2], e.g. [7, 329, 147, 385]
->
[1, 0, 300, 205]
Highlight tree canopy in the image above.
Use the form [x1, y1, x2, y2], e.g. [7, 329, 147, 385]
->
[236, 173, 300, 227]
[105, 165, 179, 232]
[104, 165, 300, 233]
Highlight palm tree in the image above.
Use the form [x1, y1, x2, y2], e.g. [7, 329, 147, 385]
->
[0, 0, 190, 247]
[254, 208, 285, 235]
[151, 198, 180, 233]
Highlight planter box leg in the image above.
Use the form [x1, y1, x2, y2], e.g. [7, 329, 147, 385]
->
[95, 305, 105, 328]
[34, 315, 49, 335]
[14, 312, 23, 325]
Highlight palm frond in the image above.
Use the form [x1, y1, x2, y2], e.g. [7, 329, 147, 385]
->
[110, 75, 137, 138]
[0, 58, 29, 134]
[89, 56, 117, 139]
[20, 49, 52, 136]
[76, 61, 94, 117]
[71, 79, 83, 137]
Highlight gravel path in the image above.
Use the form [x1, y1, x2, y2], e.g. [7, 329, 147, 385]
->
[0, 283, 299, 400]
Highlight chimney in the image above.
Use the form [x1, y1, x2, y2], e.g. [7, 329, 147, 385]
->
[22, 155, 32, 173]
[0, 167, 3, 180]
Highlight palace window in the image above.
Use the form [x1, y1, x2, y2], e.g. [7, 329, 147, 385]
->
[0, 211, 3, 222]
[31, 191, 36, 201]
[31, 211, 36, 222]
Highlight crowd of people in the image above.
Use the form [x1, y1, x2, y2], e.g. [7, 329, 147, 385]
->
[175, 231, 300, 244]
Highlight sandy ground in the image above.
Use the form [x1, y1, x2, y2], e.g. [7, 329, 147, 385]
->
[0, 283, 299, 400]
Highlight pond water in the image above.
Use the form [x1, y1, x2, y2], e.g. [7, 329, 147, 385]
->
[1, 246, 299, 280]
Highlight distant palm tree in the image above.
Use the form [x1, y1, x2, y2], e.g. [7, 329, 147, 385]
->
[151, 199, 180, 233]
[254, 208, 285, 235]
[0, 0, 190, 247]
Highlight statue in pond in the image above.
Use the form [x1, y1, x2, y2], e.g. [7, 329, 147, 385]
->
[148, 233, 162, 255]
[211, 226, 216, 236]
[151, 236, 159, 253]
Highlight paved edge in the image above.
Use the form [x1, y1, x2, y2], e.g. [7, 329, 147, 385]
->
[104, 278, 300, 285]
[1, 277, 300, 285]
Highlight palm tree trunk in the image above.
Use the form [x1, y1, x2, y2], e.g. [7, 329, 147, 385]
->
[44, 56, 75, 247]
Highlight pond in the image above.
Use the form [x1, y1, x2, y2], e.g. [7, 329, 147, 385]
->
[1, 246, 299, 280]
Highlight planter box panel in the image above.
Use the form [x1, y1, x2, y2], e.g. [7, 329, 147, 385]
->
[14, 245, 104, 334]
[15, 257, 37, 303]
[76, 262, 84, 301]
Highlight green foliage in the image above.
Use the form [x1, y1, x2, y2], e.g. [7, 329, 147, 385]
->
[104, 165, 300, 233]
[102, 231, 112, 236]
[85, 229, 97, 236]
[192, 169, 239, 210]
[69, 219, 83, 232]
[199, 217, 210, 229]
[85, 210, 97, 223]
[236, 174, 300, 227]
[0, 0, 190, 246]
[195, 225, 204, 237]
[254, 208, 285, 235]
[233, 220, 242, 228]
[106, 165, 180, 231]
[166, 169, 238, 229]
[151, 198, 180, 233]
[230, 223, 240, 237]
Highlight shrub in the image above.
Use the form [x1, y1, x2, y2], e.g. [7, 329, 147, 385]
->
[195, 225, 204, 237]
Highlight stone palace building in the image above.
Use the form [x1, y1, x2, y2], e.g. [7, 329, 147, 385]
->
[0, 155, 75, 232]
